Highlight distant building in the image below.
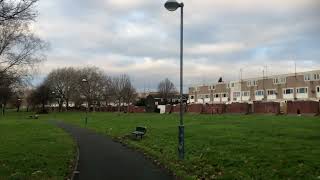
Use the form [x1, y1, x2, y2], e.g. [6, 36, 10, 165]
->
[136, 92, 188, 105]
[189, 70, 320, 104]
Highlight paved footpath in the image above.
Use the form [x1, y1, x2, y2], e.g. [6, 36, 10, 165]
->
[53, 121, 173, 180]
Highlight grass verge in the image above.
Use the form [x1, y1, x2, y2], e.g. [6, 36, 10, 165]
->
[0, 112, 76, 180]
[49, 112, 320, 179]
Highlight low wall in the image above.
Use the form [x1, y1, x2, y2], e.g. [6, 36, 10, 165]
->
[128, 106, 145, 113]
[203, 104, 226, 114]
[287, 101, 319, 115]
[253, 101, 280, 114]
[226, 103, 250, 114]
[165, 105, 172, 113]
[187, 104, 203, 113]
[172, 104, 187, 113]
[103, 106, 118, 112]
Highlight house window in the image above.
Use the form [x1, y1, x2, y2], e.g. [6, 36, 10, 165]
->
[296, 87, 308, 94]
[190, 96, 194, 99]
[205, 95, 209, 98]
[233, 92, 241, 98]
[255, 90, 264, 96]
[273, 77, 286, 84]
[247, 80, 257, 87]
[208, 85, 215, 90]
[314, 74, 320, 80]
[273, 78, 278, 84]
[317, 87, 320, 93]
[283, 88, 294, 94]
[304, 74, 311, 81]
[242, 91, 250, 97]
[222, 93, 227, 98]
[215, 94, 219, 98]
[231, 83, 235, 88]
[267, 89, 276, 95]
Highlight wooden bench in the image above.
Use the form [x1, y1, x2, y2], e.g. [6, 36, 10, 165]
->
[132, 126, 147, 139]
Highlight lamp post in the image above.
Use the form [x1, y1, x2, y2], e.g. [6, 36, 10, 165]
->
[82, 78, 89, 126]
[164, 0, 185, 160]
[51, 91, 57, 119]
[16, 98, 21, 112]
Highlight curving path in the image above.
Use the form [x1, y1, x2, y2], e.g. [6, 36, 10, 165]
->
[53, 121, 173, 180]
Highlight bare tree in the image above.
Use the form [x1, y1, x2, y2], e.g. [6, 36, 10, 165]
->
[122, 77, 136, 112]
[0, 0, 46, 90]
[0, 22, 46, 78]
[0, 0, 38, 25]
[0, 71, 22, 115]
[102, 75, 113, 106]
[158, 78, 177, 104]
[110, 74, 136, 112]
[0, 84, 12, 115]
[79, 67, 106, 111]
[46, 67, 79, 111]
[27, 81, 51, 113]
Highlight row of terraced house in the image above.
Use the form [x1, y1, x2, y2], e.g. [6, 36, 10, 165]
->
[188, 70, 320, 104]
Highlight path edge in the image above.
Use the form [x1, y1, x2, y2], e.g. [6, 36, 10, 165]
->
[49, 120, 80, 180]
[69, 145, 79, 180]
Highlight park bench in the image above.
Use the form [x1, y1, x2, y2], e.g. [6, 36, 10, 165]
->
[132, 126, 147, 139]
[28, 114, 39, 119]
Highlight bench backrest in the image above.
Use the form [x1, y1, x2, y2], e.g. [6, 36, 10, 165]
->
[136, 126, 147, 133]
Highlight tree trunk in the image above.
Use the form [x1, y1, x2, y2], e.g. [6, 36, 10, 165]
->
[42, 102, 45, 112]
[118, 98, 121, 113]
[58, 99, 63, 112]
[127, 100, 130, 113]
[66, 99, 69, 111]
[2, 103, 5, 116]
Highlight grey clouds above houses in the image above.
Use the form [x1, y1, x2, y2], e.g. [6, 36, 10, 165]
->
[33, 0, 320, 91]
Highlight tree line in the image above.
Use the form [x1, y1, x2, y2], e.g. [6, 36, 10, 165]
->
[28, 69, 181, 113]
[0, 0, 179, 113]
[27, 67, 136, 113]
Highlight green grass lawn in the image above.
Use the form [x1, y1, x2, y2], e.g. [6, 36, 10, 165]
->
[0, 112, 75, 180]
[48, 112, 320, 180]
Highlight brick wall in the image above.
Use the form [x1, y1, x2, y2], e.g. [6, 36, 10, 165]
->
[253, 101, 280, 114]
[287, 101, 319, 114]
[128, 106, 145, 113]
[203, 104, 226, 114]
[226, 103, 251, 114]
[165, 105, 172, 113]
[172, 104, 187, 113]
[187, 104, 203, 113]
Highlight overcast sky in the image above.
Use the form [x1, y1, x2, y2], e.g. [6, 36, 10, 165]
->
[33, 0, 320, 92]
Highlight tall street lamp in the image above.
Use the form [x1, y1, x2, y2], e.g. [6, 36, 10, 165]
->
[164, 0, 185, 160]
[82, 78, 89, 126]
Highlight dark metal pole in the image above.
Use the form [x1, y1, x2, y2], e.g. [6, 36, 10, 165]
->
[85, 101, 88, 126]
[178, 3, 185, 160]
[1, 103, 4, 117]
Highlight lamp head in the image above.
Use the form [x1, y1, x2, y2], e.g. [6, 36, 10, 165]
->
[82, 79, 88, 83]
[164, 0, 182, 11]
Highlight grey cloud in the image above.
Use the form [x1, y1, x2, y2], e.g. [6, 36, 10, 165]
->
[33, 0, 320, 91]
